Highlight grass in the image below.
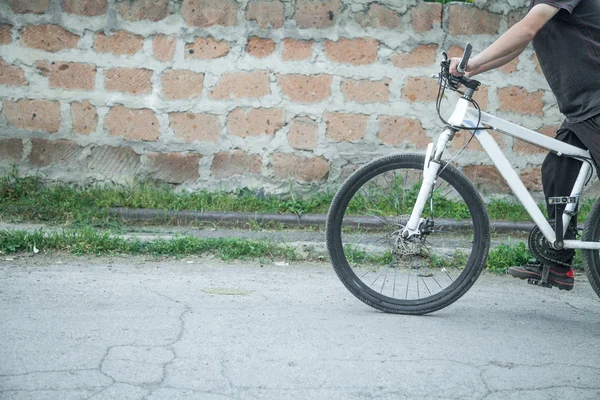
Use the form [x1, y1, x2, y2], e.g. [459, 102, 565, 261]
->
[0, 228, 297, 261]
[0, 172, 593, 228]
[0, 172, 591, 271]
[0, 227, 585, 274]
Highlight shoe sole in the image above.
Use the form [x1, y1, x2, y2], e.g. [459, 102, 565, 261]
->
[508, 268, 574, 291]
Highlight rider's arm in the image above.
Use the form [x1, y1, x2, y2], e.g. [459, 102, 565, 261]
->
[450, 3, 560, 76]
[466, 49, 524, 76]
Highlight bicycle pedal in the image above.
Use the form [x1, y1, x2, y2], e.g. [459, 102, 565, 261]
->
[527, 278, 552, 288]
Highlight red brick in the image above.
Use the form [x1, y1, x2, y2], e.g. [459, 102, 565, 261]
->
[105, 106, 159, 141]
[105, 68, 152, 95]
[277, 74, 332, 103]
[247, 36, 276, 58]
[0, 24, 12, 44]
[36, 61, 96, 90]
[185, 37, 230, 59]
[295, 0, 341, 29]
[71, 101, 97, 135]
[0, 139, 24, 163]
[62, 0, 107, 16]
[21, 25, 79, 53]
[181, 0, 238, 27]
[402, 77, 439, 102]
[119, 0, 168, 21]
[447, 45, 464, 59]
[448, 4, 501, 35]
[391, 44, 437, 68]
[273, 153, 329, 182]
[411, 2, 441, 33]
[356, 4, 400, 29]
[288, 117, 318, 150]
[513, 125, 557, 155]
[211, 151, 262, 178]
[153, 35, 176, 62]
[325, 113, 368, 142]
[95, 30, 143, 56]
[8, 0, 48, 14]
[451, 129, 504, 152]
[246, 0, 285, 29]
[472, 85, 489, 111]
[88, 146, 141, 176]
[161, 70, 204, 100]
[325, 38, 379, 65]
[378, 116, 428, 148]
[341, 78, 390, 103]
[282, 39, 313, 61]
[499, 58, 519, 74]
[497, 87, 544, 116]
[28, 139, 81, 168]
[3, 99, 60, 133]
[521, 168, 543, 192]
[146, 153, 201, 184]
[210, 71, 270, 100]
[170, 112, 220, 143]
[463, 165, 510, 194]
[0, 58, 27, 86]
[227, 108, 284, 137]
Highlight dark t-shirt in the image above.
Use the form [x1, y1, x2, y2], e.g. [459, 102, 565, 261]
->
[530, 0, 600, 123]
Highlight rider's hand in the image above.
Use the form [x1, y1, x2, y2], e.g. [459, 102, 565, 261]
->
[450, 57, 476, 77]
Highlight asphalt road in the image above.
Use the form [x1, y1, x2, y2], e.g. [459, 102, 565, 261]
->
[1, 255, 599, 400]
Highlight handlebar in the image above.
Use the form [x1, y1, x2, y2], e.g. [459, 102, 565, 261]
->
[437, 43, 480, 92]
[457, 42, 473, 74]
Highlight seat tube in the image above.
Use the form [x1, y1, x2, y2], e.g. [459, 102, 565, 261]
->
[561, 161, 591, 236]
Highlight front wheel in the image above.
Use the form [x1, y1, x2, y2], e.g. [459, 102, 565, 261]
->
[326, 154, 490, 314]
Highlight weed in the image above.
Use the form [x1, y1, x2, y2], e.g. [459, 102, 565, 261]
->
[0, 228, 297, 261]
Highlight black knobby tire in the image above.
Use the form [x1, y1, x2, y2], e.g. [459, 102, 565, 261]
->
[582, 197, 600, 299]
[326, 154, 490, 314]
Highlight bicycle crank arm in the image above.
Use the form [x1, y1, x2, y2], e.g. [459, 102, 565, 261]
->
[562, 240, 600, 250]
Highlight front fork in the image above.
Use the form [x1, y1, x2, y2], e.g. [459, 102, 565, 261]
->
[402, 128, 456, 238]
[402, 97, 470, 238]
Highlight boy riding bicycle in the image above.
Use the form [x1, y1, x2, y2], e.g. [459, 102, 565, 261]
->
[450, 0, 600, 290]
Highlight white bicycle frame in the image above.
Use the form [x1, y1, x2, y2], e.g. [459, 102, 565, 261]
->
[403, 97, 600, 251]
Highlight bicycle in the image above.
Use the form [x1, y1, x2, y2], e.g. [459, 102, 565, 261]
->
[325, 44, 600, 315]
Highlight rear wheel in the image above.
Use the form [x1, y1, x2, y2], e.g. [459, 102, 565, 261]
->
[582, 197, 600, 299]
[326, 154, 490, 314]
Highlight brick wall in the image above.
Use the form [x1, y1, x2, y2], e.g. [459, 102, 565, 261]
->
[0, 0, 563, 195]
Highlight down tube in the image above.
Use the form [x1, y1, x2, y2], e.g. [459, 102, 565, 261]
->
[472, 128, 557, 243]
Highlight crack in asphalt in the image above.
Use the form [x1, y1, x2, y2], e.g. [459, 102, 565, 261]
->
[139, 287, 192, 400]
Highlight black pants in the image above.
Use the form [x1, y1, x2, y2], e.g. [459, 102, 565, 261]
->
[541, 113, 600, 263]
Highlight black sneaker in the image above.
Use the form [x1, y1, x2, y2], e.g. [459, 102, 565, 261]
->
[507, 263, 574, 291]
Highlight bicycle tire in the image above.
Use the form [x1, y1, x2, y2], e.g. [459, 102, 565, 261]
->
[326, 153, 490, 314]
[582, 197, 600, 299]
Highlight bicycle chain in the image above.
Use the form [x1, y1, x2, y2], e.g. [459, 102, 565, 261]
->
[528, 221, 576, 269]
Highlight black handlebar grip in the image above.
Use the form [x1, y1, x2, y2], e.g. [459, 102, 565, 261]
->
[458, 43, 473, 73]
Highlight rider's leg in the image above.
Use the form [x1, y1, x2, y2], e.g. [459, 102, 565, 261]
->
[507, 123, 582, 289]
[541, 122, 585, 256]
[508, 114, 600, 289]
[544, 114, 600, 236]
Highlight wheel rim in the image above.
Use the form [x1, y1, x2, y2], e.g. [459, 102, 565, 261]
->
[334, 159, 483, 306]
